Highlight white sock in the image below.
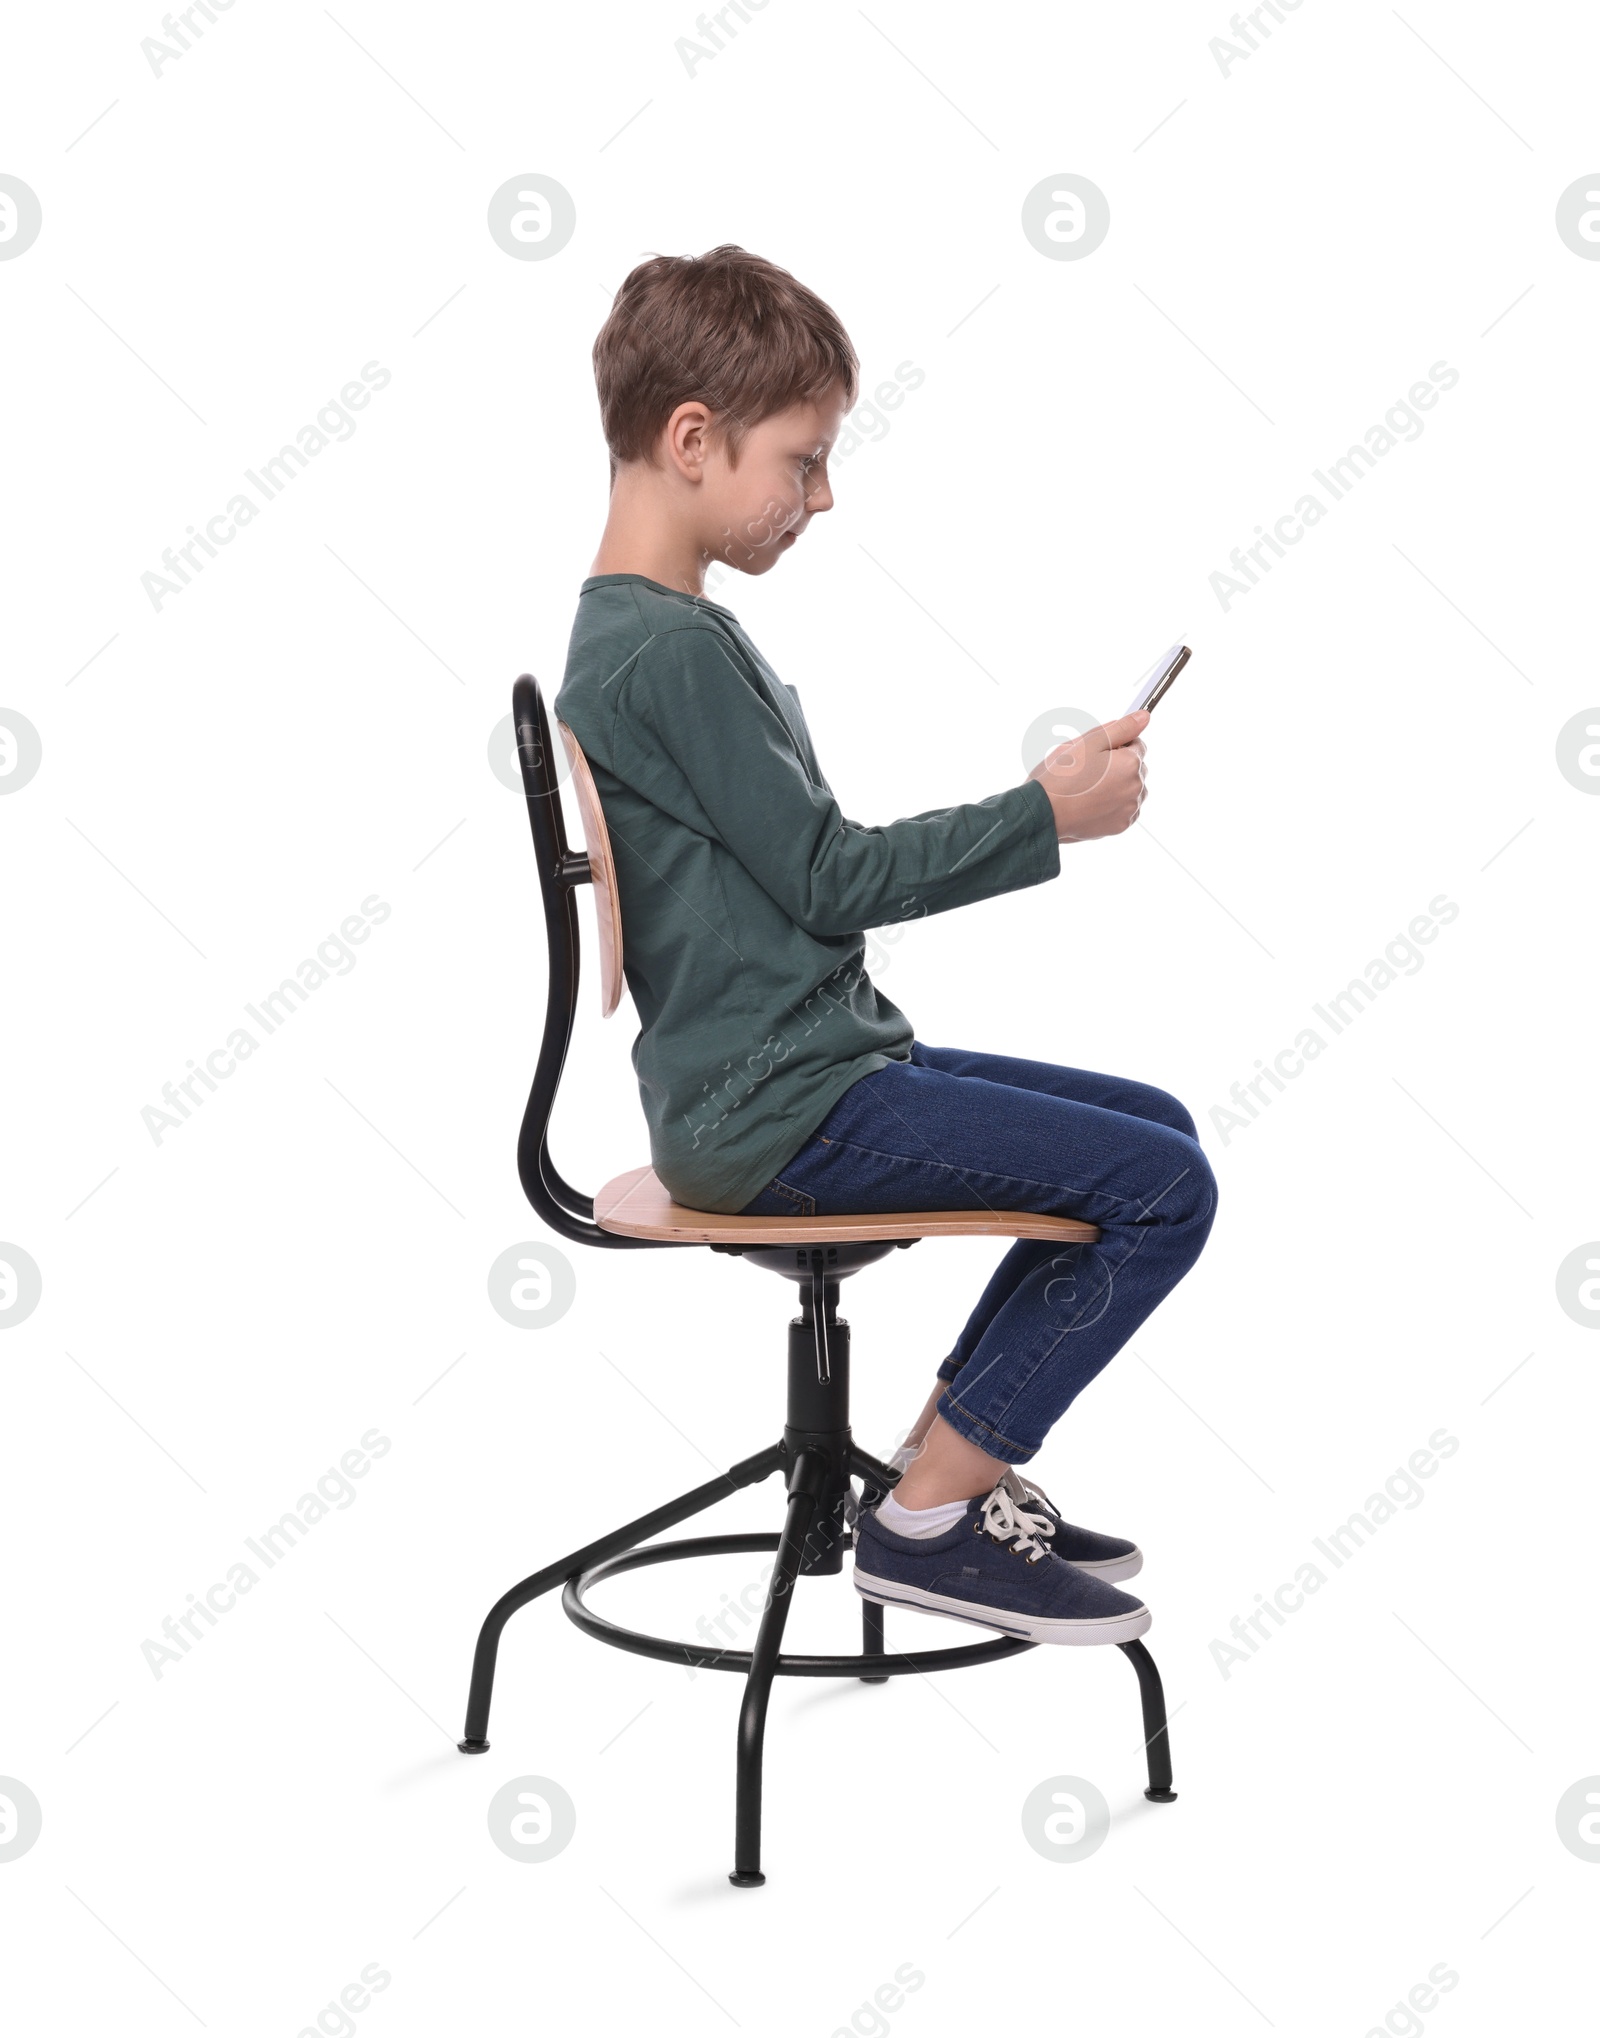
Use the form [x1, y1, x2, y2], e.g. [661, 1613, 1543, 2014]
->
[874, 1491, 972, 1539]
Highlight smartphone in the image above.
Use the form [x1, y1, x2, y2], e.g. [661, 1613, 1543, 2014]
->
[1124, 641, 1191, 717]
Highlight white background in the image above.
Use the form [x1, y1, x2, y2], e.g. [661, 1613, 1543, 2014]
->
[3, 0, 1597, 2031]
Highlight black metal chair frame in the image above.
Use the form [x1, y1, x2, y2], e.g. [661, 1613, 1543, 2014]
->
[456, 673, 1177, 1887]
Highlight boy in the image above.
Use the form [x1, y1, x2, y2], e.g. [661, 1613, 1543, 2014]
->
[555, 245, 1217, 1649]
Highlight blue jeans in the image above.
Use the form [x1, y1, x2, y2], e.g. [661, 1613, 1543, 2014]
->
[737, 1041, 1218, 1464]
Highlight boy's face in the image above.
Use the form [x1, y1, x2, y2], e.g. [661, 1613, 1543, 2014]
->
[698, 384, 849, 576]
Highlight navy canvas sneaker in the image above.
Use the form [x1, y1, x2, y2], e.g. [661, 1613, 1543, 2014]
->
[997, 1467, 1143, 1585]
[854, 1477, 1152, 1646]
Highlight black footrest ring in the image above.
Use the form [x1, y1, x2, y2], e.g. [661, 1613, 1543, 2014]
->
[561, 1531, 1035, 1677]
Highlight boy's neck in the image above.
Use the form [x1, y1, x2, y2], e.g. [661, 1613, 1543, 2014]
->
[590, 471, 712, 599]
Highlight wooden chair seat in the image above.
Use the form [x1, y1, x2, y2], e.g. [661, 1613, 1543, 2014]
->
[594, 1164, 1100, 1247]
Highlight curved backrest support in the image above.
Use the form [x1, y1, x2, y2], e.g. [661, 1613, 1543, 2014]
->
[512, 672, 664, 1251]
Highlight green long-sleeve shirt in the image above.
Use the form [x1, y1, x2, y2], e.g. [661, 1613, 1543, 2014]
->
[553, 573, 1061, 1214]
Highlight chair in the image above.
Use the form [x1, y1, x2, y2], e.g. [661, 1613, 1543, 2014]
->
[456, 673, 1177, 1886]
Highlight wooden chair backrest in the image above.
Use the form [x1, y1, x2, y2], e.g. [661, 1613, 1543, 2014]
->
[555, 719, 625, 1018]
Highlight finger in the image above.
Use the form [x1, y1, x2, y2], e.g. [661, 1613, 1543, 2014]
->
[1090, 709, 1151, 750]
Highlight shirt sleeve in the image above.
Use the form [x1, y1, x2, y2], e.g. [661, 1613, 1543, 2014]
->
[617, 625, 1060, 938]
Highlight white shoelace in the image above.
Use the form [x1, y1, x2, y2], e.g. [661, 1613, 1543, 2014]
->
[979, 1481, 1057, 1564]
[1002, 1467, 1061, 1542]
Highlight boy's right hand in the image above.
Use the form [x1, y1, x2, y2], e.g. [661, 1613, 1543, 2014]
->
[1027, 710, 1149, 843]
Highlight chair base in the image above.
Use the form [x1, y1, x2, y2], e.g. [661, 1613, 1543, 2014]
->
[455, 1255, 1177, 1882]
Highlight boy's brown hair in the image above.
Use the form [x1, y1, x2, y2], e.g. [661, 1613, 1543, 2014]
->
[593, 244, 859, 482]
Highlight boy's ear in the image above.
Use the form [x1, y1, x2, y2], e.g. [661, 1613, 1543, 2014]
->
[663, 400, 713, 483]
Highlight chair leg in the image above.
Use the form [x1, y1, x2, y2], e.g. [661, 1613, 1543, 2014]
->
[859, 1596, 889, 1682]
[1119, 1639, 1178, 1801]
[729, 1449, 827, 1886]
[850, 1444, 897, 1682]
[458, 1443, 783, 1752]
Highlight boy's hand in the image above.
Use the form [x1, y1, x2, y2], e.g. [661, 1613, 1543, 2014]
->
[1028, 710, 1149, 843]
